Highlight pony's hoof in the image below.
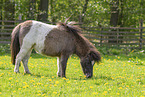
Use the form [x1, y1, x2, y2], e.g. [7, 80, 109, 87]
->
[14, 71, 20, 74]
[14, 70, 20, 73]
[57, 74, 61, 77]
[61, 75, 66, 78]
[57, 72, 61, 77]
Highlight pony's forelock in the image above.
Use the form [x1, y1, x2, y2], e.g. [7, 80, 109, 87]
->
[89, 49, 101, 62]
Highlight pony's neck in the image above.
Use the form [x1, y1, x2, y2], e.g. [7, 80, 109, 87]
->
[74, 34, 90, 58]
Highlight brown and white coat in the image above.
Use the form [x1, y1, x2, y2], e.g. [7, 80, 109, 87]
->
[11, 20, 101, 78]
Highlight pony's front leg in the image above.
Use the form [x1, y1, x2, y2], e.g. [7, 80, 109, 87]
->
[57, 57, 61, 77]
[59, 55, 69, 77]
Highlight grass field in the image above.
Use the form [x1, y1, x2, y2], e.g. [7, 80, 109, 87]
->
[0, 53, 145, 97]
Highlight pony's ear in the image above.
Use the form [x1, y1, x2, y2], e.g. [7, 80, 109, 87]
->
[89, 49, 101, 62]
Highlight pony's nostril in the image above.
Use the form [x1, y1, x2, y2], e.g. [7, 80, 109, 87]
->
[86, 74, 92, 78]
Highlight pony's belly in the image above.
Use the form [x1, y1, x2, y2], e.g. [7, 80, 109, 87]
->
[41, 47, 61, 57]
[42, 52, 60, 57]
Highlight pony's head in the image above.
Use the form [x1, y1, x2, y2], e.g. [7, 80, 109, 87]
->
[80, 49, 101, 78]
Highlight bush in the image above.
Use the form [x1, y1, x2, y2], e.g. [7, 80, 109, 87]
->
[0, 44, 10, 54]
[128, 50, 145, 58]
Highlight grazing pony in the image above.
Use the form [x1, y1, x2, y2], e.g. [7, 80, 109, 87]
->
[11, 20, 101, 78]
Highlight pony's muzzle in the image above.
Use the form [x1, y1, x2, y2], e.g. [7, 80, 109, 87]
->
[86, 73, 93, 78]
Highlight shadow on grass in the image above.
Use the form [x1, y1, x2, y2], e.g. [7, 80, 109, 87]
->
[65, 75, 114, 81]
[93, 75, 113, 80]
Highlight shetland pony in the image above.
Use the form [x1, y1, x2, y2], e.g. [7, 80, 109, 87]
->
[11, 20, 101, 78]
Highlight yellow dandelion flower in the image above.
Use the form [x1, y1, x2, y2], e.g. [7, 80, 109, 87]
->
[0, 92, 2, 94]
[62, 77, 66, 80]
[18, 88, 21, 90]
[82, 80, 86, 82]
[104, 83, 109, 85]
[23, 82, 27, 85]
[37, 94, 41, 96]
[41, 76, 45, 78]
[54, 84, 57, 86]
[104, 91, 107, 93]
[90, 86, 93, 89]
[30, 80, 35, 83]
[13, 91, 16, 93]
[67, 81, 71, 83]
[23, 86, 26, 88]
[37, 83, 42, 85]
[53, 92, 57, 94]
[38, 90, 41, 93]
[0, 73, 4, 76]
[9, 77, 13, 80]
[118, 87, 123, 89]
[140, 96, 144, 97]
[48, 79, 52, 81]
[45, 85, 48, 87]
[42, 94, 46, 96]
[117, 93, 120, 95]
[55, 81, 59, 84]
[26, 84, 29, 87]
[93, 92, 98, 95]
[34, 86, 37, 88]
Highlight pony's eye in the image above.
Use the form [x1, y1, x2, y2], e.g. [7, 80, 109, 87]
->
[91, 61, 95, 66]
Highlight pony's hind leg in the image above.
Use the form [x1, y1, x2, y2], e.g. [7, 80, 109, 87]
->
[14, 44, 33, 73]
[22, 49, 32, 74]
[14, 49, 28, 73]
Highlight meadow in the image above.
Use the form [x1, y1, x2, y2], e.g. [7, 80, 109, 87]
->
[0, 49, 145, 97]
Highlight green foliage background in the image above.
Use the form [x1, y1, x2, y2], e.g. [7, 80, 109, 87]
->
[0, 0, 145, 27]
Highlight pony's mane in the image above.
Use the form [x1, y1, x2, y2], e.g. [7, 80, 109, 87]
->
[57, 22, 82, 38]
[57, 22, 91, 57]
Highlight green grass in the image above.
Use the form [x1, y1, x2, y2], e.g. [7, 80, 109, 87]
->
[0, 53, 145, 97]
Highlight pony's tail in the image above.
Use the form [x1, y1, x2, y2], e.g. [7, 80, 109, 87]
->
[11, 24, 21, 65]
